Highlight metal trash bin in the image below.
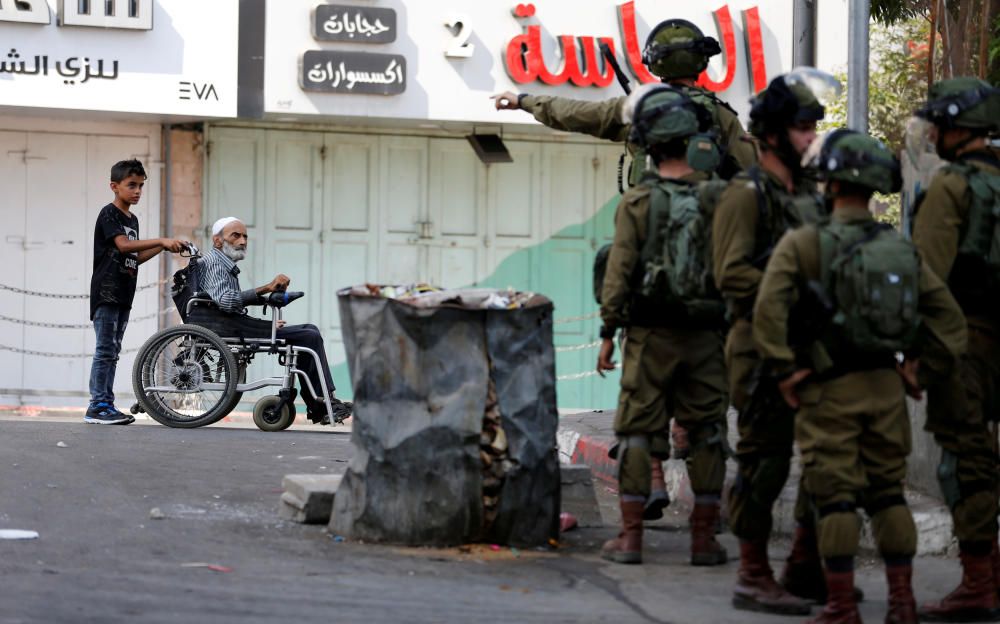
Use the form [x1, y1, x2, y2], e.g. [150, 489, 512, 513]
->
[329, 286, 560, 547]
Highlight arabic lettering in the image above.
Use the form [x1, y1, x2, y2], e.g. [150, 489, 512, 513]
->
[503, 27, 615, 88]
[322, 11, 391, 39]
[307, 59, 404, 90]
[0, 48, 119, 84]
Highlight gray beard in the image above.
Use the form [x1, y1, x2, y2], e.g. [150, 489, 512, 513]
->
[222, 241, 246, 262]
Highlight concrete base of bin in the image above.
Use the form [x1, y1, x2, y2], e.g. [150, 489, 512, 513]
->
[279, 474, 342, 524]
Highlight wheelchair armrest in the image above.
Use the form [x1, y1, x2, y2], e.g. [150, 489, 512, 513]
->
[264, 291, 305, 309]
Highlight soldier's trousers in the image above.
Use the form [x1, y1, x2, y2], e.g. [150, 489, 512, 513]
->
[725, 319, 811, 541]
[614, 326, 728, 498]
[796, 369, 916, 559]
[925, 321, 1000, 547]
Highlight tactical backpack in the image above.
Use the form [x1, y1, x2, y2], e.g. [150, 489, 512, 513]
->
[951, 161, 1000, 297]
[818, 220, 921, 354]
[638, 178, 728, 317]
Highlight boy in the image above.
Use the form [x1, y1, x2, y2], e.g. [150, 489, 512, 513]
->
[87, 159, 186, 424]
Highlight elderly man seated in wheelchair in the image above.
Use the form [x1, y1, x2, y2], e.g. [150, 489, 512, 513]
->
[192, 216, 352, 425]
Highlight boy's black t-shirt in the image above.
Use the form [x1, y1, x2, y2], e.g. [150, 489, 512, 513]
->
[90, 203, 140, 320]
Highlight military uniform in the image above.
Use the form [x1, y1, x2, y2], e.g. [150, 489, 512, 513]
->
[520, 88, 756, 184]
[913, 151, 1000, 546]
[752, 206, 965, 623]
[601, 172, 729, 564]
[712, 168, 823, 541]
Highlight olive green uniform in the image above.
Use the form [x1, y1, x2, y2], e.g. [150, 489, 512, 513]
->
[520, 87, 757, 184]
[913, 149, 1000, 547]
[600, 173, 728, 497]
[753, 206, 966, 558]
[711, 167, 823, 541]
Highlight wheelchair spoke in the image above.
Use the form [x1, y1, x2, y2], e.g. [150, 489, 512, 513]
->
[140, 329, 234, 423]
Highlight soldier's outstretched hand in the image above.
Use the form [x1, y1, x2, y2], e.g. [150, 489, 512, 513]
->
[597, 338, 616, 377]
[778, 369, 813, 409]
[491, 91, 520, 110]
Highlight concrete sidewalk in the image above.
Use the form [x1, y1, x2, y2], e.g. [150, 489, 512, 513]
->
[557, 409, 956, 556]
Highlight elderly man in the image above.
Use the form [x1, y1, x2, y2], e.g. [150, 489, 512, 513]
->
[195, 216, 351, 425]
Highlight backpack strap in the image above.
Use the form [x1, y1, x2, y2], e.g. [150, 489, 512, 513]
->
[640, 183, 671, 264]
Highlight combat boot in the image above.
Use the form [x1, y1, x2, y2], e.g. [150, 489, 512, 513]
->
[781, 525, 828, 603]
[601, 499, 644, 564]
[689, 501, 728, 566]
[644, 460, 670, 521]
[885, 563, 917, 624]
[919, 551, 1000, 622]
[732, 540, 812, 615]
[807, 568, 862, 624]
[782, 524, 866, 604]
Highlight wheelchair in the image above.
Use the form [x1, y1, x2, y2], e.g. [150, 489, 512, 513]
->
[130, 245, 337, 432]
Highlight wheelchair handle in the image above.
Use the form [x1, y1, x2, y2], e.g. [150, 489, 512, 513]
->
[265, 290, 304, 308]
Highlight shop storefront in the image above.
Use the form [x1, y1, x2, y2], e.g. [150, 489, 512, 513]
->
[0, 0, 238, 406]
[207, 0, 847, 409]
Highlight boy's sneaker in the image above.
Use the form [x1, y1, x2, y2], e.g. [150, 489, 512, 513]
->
[84, 403, 132, 425]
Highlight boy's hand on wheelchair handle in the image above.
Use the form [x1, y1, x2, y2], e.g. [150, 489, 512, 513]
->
[160, 238, 187, 253]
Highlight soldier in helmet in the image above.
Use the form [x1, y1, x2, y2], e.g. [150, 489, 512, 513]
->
[712, 72, 832, 615]
[495, 16, 756, 523]
[493, 18, 756, 184]
[754, 129, 966, 624]
[911, 78, 1000, 623]
[596, 84, 729, 567]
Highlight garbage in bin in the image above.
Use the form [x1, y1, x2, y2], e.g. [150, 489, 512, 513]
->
[329, 286, 561, 547]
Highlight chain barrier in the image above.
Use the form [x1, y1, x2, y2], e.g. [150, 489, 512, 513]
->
[0, 306, 177, 329]
[552, 311, 599, 325]
[557, 363, 619, 381]
[0, 279, 168, 299]
[0, 344, 141, 358]
[555, 340, 601, 353]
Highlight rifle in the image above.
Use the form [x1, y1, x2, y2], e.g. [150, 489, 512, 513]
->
[599, 42, 631, 95]
[600, 42, 631, 194]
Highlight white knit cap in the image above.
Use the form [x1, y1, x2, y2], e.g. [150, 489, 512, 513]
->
[212, 217, 242, 236]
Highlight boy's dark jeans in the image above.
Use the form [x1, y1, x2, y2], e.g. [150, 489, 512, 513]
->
[89, 304, 130, 409]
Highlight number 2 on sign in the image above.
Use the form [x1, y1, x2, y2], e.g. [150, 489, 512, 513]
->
[444, 16, 474, 58]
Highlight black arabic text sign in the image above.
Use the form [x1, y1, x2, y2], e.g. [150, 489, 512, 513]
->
[300, 50, 406, 95]
[313, 5, 396, 43]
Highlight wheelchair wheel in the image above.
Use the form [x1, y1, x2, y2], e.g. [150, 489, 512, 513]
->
[253, 396, 296, 432]
[132, 325, 238, 428]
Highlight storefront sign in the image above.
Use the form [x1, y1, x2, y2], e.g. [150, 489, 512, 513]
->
[0, 0, 238, 118]
[300, 50, 405, 95]
[0, 0, 153, 29]
[504, 1, 768, 94]
[313, 4, 396, 43]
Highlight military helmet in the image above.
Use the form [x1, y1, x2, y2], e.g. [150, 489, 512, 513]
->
[642, 19, 721, 80]
[624, 84, 711, 149]
[915, 77, 1000, 132]
[810, 129, 902, 194]
[749, 73, 826, 138]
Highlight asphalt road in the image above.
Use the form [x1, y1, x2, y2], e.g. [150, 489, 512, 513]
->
[0, 417, 960, 624]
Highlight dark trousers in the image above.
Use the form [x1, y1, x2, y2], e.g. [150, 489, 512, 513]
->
[187, 309, 335, 404]
[89, 304, 130, 408]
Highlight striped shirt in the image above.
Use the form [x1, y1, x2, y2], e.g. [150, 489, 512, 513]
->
[198, 247, 259, 314]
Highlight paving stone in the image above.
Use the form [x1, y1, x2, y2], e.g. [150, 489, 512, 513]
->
[280, 474, 342, 524]
[560, 464, 602, 528]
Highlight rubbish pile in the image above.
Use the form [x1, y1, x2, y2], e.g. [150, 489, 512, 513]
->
[329, 285, 560, 547]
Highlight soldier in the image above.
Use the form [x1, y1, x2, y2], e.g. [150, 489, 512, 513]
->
[493, 18, 756, 184]
[595, 84, 729, 567]
[496, 17, 756, 521]
[753, 129, 966, 623]
[911, 78, 1000, 623]
[712, 72, 831, 615]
